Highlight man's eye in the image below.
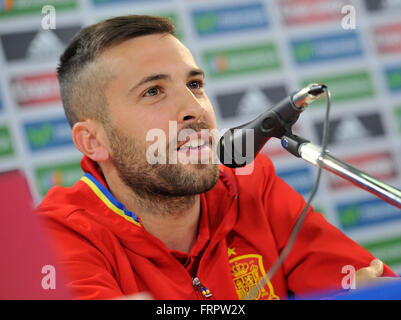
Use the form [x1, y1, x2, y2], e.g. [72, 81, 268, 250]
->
[144, 87, 160, 97]
[188, 80, 204, 90]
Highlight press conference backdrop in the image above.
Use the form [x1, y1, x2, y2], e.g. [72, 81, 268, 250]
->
[0, 0, 400, 274]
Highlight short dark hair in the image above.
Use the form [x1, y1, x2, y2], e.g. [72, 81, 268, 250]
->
[57, 15, 176, 127]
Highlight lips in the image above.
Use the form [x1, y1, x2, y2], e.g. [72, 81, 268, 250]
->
[176, 131, 211, 151]
[178, 137, 208, 150]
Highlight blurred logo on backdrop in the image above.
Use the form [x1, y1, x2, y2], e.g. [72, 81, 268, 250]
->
[10, 71, 60, 107]
[0, 25, 81, 62]
[192, 2, 269, 37]
[280, 0, 354, 25]
[0, 0, 77, 18]
[23, 117, 73, 152]
[291, 31, 363, 65]
[215, 84, 288, 119]
[364, 0, 401, 12]
[337, 197, 401, 231]
[301, 69, 375, 105]
[313, 111, 386, 145]
[385, 65, 401, 92]
[203, 42, 281, 78]
[395, 105, 401, 132]
[0, 125, 14, 159]
[34, 160, 82, 197]
[374, 22, 401, 54]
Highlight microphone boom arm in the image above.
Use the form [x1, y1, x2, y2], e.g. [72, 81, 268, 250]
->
[281, 134, 401, 210]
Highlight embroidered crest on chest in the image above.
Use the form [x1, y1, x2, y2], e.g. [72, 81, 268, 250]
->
[228, 248, 280, 300]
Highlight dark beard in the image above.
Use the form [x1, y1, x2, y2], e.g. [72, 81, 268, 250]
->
[105, 122, 219, 213]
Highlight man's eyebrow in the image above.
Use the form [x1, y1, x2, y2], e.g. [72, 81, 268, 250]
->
[188, 68, 205, 78]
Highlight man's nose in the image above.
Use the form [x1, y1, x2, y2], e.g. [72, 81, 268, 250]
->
[176, 86, 206, 125]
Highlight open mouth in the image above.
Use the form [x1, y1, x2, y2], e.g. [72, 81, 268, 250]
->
[175, 130, 213, 163]
[176, 130, 212, 151]
[177, 137, 208, 151]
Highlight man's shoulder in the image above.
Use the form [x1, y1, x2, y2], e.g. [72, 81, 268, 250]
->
[36, 178, 89, 220]
[35, 179, 110, 245]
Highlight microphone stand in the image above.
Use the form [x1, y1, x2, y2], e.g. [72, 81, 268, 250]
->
[238, 85, 400, 301]
[280, 134, 401, 210]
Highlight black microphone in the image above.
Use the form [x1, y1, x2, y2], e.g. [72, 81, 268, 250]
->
[218, 83, 327, 168]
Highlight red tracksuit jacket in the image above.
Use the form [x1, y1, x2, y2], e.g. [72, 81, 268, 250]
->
[37, 154, 397, 300]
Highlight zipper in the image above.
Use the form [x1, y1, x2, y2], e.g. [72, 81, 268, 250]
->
[192, 277, 212, 299]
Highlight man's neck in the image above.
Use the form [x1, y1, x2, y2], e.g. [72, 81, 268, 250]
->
[137, 196, 201, 254]
[104, 170, 201, 254]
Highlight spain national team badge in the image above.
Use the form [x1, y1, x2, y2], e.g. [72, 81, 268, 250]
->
[229, 253, 280, 300]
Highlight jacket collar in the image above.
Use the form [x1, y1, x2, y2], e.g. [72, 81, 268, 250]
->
[79, 156, 239, 256]
[80, 172, 141, 228]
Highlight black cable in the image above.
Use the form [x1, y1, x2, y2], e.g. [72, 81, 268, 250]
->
[243, 87, 331, 300]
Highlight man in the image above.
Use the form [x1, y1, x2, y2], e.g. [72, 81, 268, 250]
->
[38, 15, 398, 300]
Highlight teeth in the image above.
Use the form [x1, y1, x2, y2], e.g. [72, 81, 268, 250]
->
[181, 138, 206, 149]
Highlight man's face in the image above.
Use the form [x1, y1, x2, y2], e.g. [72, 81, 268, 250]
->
[100, 33, 219, 197]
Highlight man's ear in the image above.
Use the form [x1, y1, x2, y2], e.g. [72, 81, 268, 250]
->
[72, 120, 110, 162]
